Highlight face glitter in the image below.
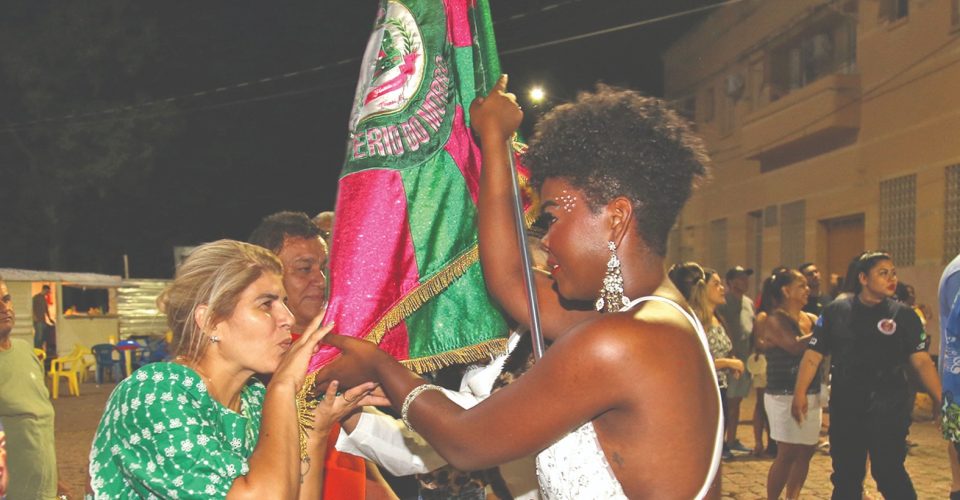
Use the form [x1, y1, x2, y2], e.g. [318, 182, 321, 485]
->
[557, 191, 577, 213]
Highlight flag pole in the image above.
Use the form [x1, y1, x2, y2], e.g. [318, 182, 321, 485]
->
[505, 140, 546, 360]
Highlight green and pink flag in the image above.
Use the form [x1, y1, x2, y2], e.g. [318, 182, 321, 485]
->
[310, 0, 532, 373]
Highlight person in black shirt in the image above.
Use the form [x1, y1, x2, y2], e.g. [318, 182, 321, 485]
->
[792, 252, 942, 500]
[798, 262, 829, 316]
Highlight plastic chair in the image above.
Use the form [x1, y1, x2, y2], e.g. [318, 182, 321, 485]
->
[137, 338, 169, 364]
[65, 345, 95, 383]
[91, 344, 124, 384]
[33, 348, 47, 362]
[48, 354, 82, 399]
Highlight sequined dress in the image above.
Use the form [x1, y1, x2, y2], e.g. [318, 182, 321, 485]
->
[534, 295, 723, 499]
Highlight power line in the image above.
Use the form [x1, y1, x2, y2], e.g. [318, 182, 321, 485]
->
[0, 78, 357, 133]
[500, 0, 746, 56]
[1, 0, 738, 132]
[0, 58, 360, 132]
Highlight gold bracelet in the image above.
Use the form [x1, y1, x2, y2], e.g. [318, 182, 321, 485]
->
[401, 383, 443, 431]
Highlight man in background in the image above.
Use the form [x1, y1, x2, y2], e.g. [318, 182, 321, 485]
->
[31, 284, 53, 349]
[249, 211, 396, 499]
[799, 262, 829, 315]
[718, 265, 756, 455]
[0, 274, 62, 499]
[249, 211, 329, 334]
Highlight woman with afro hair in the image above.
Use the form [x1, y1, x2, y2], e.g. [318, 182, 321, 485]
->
[317, 76, 723, 499]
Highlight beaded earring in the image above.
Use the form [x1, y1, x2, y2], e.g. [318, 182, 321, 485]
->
[595, 241, 632, 313]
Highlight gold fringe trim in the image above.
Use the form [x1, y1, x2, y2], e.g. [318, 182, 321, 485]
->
[400, 337, 509, 374]
[365, 244, 480, 347]
[295, 243, 512, 454]
[512, 143, 540, 229]
[296, 379, 320, 460]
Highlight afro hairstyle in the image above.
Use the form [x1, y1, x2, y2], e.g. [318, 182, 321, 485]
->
[524, 84, 709, 256]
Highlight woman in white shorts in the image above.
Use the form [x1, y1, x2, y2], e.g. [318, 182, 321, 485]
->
[756, 269, 821, 500]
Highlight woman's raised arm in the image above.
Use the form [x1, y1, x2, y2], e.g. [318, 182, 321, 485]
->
[472, 75, 595, 337]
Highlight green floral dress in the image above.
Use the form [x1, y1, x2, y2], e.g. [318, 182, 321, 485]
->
[87, 362, 265, 499]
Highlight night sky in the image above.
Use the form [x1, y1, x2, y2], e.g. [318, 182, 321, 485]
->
[0, 0, 717, 278]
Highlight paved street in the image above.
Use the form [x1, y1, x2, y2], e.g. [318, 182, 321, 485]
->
[51, 380, 952, 498]
[720, 390, 950, 499]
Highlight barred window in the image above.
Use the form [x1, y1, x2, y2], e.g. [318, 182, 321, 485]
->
[710, 218, 728, 272]
[879, 174, 916, 266]
[945, 165, 960, 262]
[780, 200, 806, 268]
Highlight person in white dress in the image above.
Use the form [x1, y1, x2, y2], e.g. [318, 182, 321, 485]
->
[317, 77, 723, 498]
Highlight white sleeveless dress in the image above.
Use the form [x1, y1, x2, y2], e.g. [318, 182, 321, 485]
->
[535, 295, 724, 499]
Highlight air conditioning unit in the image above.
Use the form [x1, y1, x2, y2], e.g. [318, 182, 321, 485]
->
[725, 73, 745, 100]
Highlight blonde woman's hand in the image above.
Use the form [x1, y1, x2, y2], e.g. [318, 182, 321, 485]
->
[308, 380, 391, 448]
[271, 314, 333, 392]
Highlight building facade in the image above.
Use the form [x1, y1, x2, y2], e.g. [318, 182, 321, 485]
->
[664, 0, 960, 351]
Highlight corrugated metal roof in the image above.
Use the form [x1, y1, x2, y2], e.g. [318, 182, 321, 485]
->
[0, 268, 122, 287]
[118, 279, 170, 338]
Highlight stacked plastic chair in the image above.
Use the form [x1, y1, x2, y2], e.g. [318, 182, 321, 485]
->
[48, 353, 83, 399]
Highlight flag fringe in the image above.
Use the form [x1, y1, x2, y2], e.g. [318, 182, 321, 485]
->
[296, 379, 320, 460]
[365, 243, 481, 348]
[400, 337, 509, 373]
[520, 177, 538, 228]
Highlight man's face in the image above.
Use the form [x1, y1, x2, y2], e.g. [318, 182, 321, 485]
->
[0, 281, 14, 337]
[727, 275, 749, 295]
[277, 236, 328, 329]
[801, 265, 821, 290]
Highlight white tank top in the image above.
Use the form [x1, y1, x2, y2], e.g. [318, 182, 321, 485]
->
[534, 295, 723, 499]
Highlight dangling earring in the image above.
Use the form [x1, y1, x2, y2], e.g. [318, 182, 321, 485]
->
[596, 241, 632, 313]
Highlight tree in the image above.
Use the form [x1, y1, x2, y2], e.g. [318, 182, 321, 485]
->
[0, 0, 178, 272]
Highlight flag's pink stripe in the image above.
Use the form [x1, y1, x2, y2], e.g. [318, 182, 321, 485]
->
[379, 322, 410, 361]
[309, 170, 419, 371]
[444, 0, 473, 48]
[443, 105, 481, 204]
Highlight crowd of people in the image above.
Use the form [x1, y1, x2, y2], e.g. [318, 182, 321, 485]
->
[660, 253, 947, 500]
[0, 76, 958, 500]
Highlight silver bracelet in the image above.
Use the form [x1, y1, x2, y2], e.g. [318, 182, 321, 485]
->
[401, 383, 443, 430]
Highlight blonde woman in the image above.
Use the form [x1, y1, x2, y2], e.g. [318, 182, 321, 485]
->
[669, 263, 745, 462]
[88, 240, 382, 499]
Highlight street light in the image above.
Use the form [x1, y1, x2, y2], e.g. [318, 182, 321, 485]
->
[529, 86, 545, 104]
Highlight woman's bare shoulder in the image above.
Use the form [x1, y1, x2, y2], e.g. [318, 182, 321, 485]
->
[552, 300, 706, 368]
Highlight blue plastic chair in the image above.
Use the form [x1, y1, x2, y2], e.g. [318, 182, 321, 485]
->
[91, 344, 124, 384]
[141, 339, 169, 364]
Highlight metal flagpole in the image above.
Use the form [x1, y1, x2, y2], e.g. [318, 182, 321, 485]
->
[505, 139, 546, 360]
